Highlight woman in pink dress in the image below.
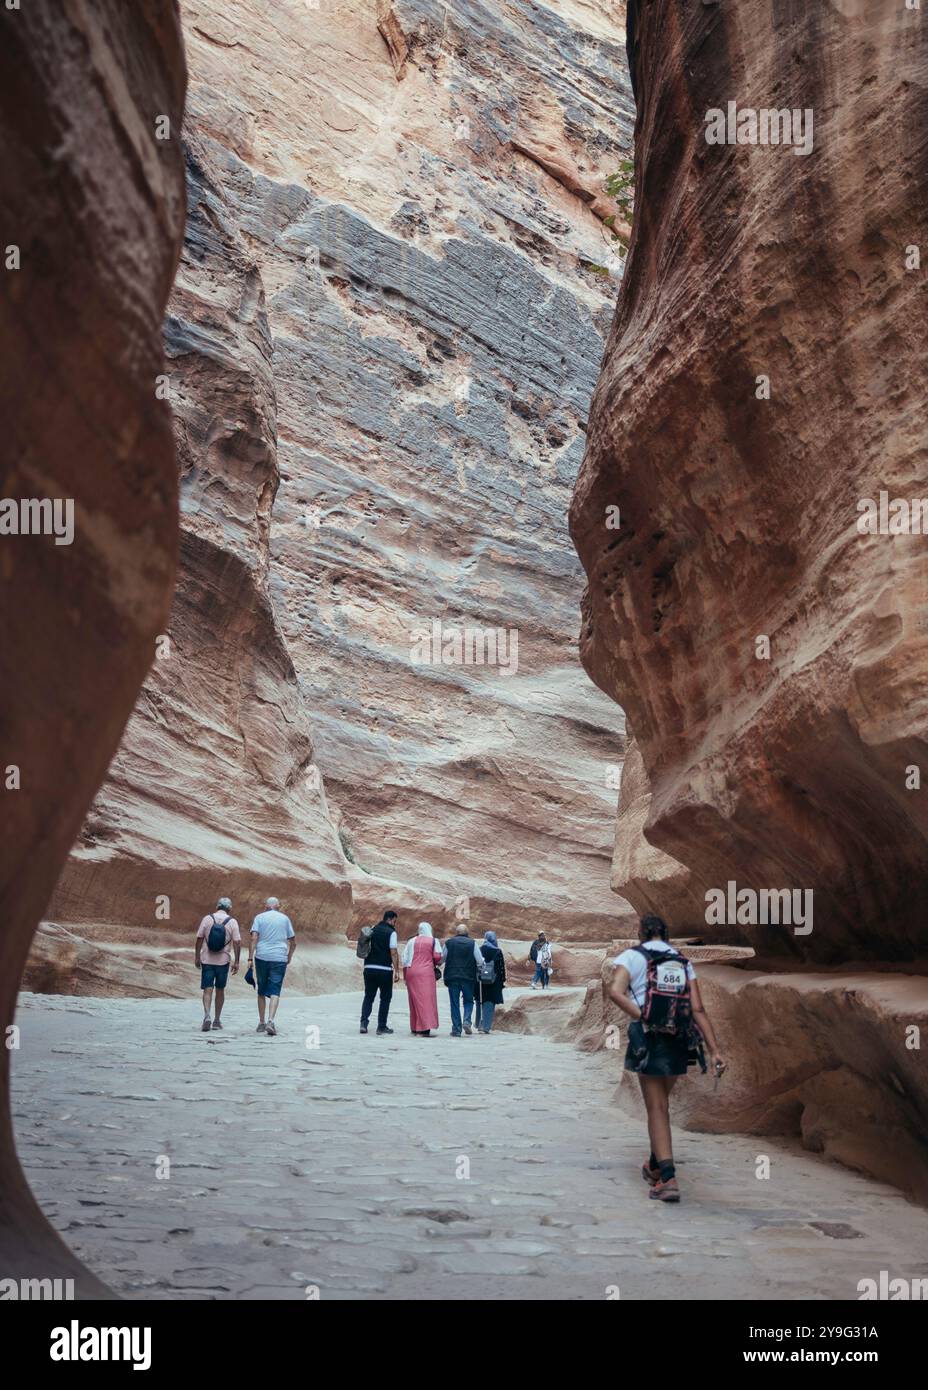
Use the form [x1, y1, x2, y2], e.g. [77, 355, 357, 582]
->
[402, 922, 442, 1036]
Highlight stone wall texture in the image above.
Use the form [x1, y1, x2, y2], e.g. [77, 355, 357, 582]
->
[569, 0, 928, 1199]
[571, 0, 928, 964]
[0, 0, 187, 1292]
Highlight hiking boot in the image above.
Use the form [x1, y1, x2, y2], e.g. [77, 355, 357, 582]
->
[211, 1019, 223, 1030]
[360, 1025, 368, 1034]
[649, 1177, 680, 1203]
[376, 1026, 394, 1035]
[266, 1020, 277, 1037]
[255, 1022, 267, 1033]
[201, 1017, 211, 1032]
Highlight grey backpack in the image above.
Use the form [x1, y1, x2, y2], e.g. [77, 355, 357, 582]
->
[477, 953, 496, 984]
[356, 925, 374, 960]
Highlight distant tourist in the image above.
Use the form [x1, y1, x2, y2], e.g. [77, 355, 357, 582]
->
[248, 896, 295, 1037]
[360, 909, 400, 1035]
[608, 914, 726, 1203]
[194, 896, 241, 1031]
[441, 922, 484, 1036]
[475, 930, 506, 1033]
[529, 931, 553, 989]
[402, 922, 443, 1036]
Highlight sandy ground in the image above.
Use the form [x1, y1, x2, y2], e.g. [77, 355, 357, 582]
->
[11, 987, 928, 1301]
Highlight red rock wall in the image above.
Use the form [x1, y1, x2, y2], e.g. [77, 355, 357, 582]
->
[571, 0, 928, 963]
[0, 0, 187, 1291]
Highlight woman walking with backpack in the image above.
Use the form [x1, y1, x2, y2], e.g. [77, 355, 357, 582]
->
[402, 922, 443, 1036]
[475, 931, 506, 1033]
[608, 914, 726, 1203]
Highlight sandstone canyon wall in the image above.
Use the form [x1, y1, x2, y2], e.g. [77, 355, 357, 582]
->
[570, 0, 928, 1197]
[43, 114, 352, 985]
[572, 0, 928, 965]
[0, 0, 187, 1290]
[40, 0, 642, 982]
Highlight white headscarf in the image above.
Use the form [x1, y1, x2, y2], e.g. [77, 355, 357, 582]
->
[402, 921, 435, 966]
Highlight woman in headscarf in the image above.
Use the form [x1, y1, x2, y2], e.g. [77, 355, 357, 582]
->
[475, 931, 506, 1034]
[401, 922, 443, 1036]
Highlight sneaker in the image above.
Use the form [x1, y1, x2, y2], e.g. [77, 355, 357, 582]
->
[450, 1031, 461, 1037]
[266, 1020, 277, 1037]
[376, 1027, 394, 1035]
[201, 1017, 211, 1032]
[255, 1022, 267, 1033]
[530, 983, 537, 990]
[360, 1025, 368, 1034]
[211, 1019, 223, 1030]
[463, 1023, 472, 1035]
[649, 1177, 680, 1203]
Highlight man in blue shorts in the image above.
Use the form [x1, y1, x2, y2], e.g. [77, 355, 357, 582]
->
[195, 896, 241, 1031]
[248, 896, 296, 1037]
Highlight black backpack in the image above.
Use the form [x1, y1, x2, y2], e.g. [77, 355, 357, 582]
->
[633, 945, 692, 1036]
[207, 914, 229, 953]
[477, 952, 497, 984]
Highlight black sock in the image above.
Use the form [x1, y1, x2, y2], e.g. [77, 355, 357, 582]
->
[649, 1152, 659, 1171]
[658, 1160, 676, 1182]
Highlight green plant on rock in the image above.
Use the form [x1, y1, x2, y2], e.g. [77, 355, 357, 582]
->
[337, 824, 371, 875]
[602, 157, 635, 258]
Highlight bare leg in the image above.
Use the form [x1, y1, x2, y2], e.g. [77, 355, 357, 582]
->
[257, 993, 267, 1024]
[268, 995, 281, 1022]
[201, 987, 213, 1017]
[638, 1074, 673, 1166]
[213, 987, 225, 1022]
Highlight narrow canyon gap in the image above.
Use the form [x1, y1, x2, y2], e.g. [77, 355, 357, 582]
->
[41, 0, 641, 983]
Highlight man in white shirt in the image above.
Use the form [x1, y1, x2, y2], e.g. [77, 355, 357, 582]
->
[248, 896, 296, 1036]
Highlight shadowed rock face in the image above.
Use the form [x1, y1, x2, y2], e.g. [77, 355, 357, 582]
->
[571, 0, 928, 962]
[0, 0, 186, 1292]
[163, 0, 637, 942]
[48, 125, 352, 956]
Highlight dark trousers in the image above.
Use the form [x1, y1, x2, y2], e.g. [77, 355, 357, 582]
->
[361, 968, 393, 1030]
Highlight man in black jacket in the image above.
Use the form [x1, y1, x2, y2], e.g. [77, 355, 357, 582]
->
[360, 910, 400, 1035]
[441, 923, 484, 1037]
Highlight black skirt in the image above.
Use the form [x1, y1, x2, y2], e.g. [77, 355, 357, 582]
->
[624, 1020, 691, 1076]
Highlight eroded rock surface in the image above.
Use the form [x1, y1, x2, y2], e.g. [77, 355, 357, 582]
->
[571, 0, 928, 962]
[173, 0, 636, 942]
[0, 0, 187, 1292]
[49, 121, 352, 955]
[569, 0, 928, 1199]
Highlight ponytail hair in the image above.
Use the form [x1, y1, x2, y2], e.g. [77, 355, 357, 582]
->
[640, 914, 669, 941]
